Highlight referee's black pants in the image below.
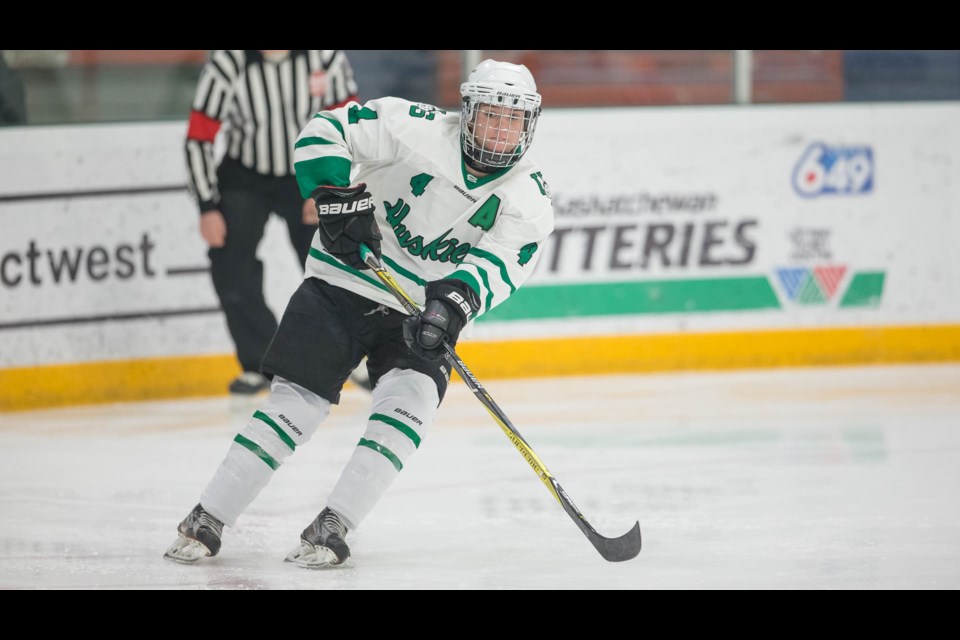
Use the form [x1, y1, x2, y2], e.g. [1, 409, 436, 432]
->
[209, 158, 317, 373]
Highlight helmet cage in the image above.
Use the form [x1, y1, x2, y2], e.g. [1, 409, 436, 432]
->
[460, 83, 541, 173]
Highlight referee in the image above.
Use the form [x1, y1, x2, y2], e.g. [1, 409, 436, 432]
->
[186, 50, 358, 396]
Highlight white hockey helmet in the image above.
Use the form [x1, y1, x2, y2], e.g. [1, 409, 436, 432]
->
[460, 59, 542, 173]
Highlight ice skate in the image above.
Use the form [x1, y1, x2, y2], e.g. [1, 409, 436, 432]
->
[228, 371, 271, 411]
[229, 371, 270, 395]
[285, 507, 350, 568]
[163, 503, 224, 564]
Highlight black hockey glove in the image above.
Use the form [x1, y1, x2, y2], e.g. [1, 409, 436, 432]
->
[312, 183, 382, 270]
[403, 279, 481, 361]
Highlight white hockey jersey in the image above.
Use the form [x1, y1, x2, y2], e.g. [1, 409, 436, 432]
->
[293, 97, 554, 322]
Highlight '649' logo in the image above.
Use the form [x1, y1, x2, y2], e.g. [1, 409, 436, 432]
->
[792, 143, 874, 198]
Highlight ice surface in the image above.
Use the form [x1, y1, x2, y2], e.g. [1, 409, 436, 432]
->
[1, 363, 958, 589]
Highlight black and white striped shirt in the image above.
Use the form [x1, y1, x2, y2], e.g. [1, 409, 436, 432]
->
[185, 49, 358, 213]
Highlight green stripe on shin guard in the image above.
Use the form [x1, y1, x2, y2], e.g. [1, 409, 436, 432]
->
[369, 413, 421, 448]
[234, 434, 280, 470]
[358, 438, 403, 472]
[253, 410, 296, 451]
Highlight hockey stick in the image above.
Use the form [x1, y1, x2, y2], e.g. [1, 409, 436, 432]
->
[359, 245, 641, 562]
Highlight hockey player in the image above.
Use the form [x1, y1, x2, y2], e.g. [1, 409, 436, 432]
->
[164, 59, 554, 567]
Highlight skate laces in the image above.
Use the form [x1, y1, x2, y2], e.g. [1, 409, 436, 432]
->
[322, 509, 347, 539]
[195, 508, 223, 538]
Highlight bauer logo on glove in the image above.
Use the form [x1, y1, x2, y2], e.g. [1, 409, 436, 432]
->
[311, 183, 382, 270]
[444, 290, 475, 320]
[403, 279, 481, 361]
[315, 195, 374, 216]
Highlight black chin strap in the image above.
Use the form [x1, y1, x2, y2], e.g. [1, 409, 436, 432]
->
[462, 152, 497, 176]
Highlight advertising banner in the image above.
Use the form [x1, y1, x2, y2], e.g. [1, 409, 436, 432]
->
[2, 104, 959, 408]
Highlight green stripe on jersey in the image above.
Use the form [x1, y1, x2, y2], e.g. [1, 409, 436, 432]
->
[308, 248, 388, 292]
[467, 248, 516, 294]
[358, 438, 403, 471]
[472, 266, 494, 314]
[382, 255, 427, 286]
[294, 157, 351, 190]
[294, 136, 337, 148]
[312, 114, 345, 140]
[370, 413, 421, 448]
[447, 270, 482, 301]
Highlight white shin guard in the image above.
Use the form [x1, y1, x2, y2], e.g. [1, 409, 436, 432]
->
[327, 368, 439, 529]
[200, 377, 331, 526]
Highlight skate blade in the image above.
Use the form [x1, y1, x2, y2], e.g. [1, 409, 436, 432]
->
[163, 536, 211, 564]
[284, 542, 344, 569]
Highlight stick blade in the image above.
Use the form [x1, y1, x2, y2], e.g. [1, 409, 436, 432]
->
[590, 521, 642, 562]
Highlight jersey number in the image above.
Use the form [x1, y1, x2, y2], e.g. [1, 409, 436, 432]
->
[530, 171, 549, 197]
[348, 106, 378, 124]
[518, 242, 538, 266]
[409, 104, 447, 121]
[410, 173, 434, 197]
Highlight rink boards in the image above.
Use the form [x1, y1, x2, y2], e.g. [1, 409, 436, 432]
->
[2, 103, 959, 409]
